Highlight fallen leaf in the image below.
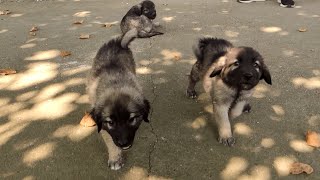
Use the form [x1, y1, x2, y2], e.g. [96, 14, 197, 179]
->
[60, 51, 71, 57]
[29, 32, 36, 36]
[162, 3, 168, 6]
[0, 69, 17, 75]
[73, 20, 84, 25]
[306, 131, 320, 148]
[298, 28, 307, 32]
[80, 112, 96, 127]
[290, 162, 313, 175]
[30, 26, 38, 32]
[79, 34, 90, 39]
[0, 10, 11, 15]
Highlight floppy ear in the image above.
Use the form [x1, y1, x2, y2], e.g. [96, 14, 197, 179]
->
[89, 108, 103, 133]
[143, 99, 150, 123]
[133, 4, 143, 16]
[260, 64, 272, 85]
[209, 67, 223, 78]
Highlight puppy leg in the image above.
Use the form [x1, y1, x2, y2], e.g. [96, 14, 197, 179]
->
[214, 103, 235, 146]
[229, 101, 247, 119]
[186, 61, 201, 98]
[100, 131, 123, 170]
[138, 30, 164, 38]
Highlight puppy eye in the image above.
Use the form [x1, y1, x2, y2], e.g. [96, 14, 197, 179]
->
[144, 9, 149, 13]
[129, 117, 137, 125]
[234, 61, 240, 66]
[253, 62, 259, 67]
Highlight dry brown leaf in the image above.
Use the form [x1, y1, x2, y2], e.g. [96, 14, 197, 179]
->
[29, 32, 36, 36]
[298, 28, 307, 32]
[0, 69, 17, 75]
[0, 10, 11, 15]
[30, 26, 38, 32]
[73, 20, 84, 25]
[80, 112, 96, 127]
[60, 51, 71, 57]
[79, 34, 90, 39]
[290, 162, 313, 175]
[306, 131, 320, 148]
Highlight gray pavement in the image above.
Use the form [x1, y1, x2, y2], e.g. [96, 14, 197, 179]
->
[0, 0, 319, 179]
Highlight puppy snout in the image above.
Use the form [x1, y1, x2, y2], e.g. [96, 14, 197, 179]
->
[117, 139, 131, 148]
[243, 72, 253, 80]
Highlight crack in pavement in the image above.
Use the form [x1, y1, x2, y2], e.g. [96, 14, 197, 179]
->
[145, 39, 159, 175]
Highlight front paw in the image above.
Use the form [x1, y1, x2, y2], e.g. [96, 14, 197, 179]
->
[186, 89, 197, 99]
[108, 158, 124, 170]
[218, 136, 235, 147]
[243, 104, 251, 113]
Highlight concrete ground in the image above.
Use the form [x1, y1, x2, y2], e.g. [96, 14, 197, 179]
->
[0, 0, 319, 179]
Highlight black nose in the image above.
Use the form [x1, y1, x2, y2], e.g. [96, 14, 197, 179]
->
[117, 139, 130, 147]
[243, 72, 253, 80]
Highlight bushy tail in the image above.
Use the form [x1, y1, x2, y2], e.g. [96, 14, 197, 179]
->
[121, 28, 138, 49]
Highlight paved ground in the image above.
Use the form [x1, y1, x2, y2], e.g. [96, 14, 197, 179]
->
[0, 0, 319, 179]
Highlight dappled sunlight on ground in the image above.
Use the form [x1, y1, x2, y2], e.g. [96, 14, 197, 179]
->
[5, 62, 58, 90]
[187, 116, 207, 130]
[73, 11, 91, 17]
[0, 29, 9, 34]
[289, 139, 314, 153]
[234, 123, 253, 137]
[22, 142, 56, 166]
[260, 26, 282, 33]
[25, 50, 61, 61]
[0, 121, 29, 147]
[261, 138, 275, 149]
[162, 16, 175, 22]
[273, 156, 296, 176]
[20, 43, 37, 49]
[307, 115, 319, 127]
[52, 124, 95, 142]
[122, 166, 172, 180]
[221, 157, 248, 180]
[292, 76, 320, 90]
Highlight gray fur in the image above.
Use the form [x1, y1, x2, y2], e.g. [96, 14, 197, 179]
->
[187, 37, 272, 146]
[87, 34, 150, 170]
[120, 0, 163, 38]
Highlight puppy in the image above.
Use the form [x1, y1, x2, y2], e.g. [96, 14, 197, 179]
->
[120, 0, 163, 38]
[87, 31, 150, 170]
[187, 38, 272, 146]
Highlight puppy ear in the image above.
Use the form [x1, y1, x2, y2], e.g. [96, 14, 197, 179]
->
[143, 99, 150, 123]
[89, 108, 103, 133]
[209, 67, 223, 78]
[260, 64, 272, 85]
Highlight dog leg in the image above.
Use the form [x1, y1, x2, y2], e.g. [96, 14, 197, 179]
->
[214, 103, 235, 146]
[100, 131, 123, 170]
[243, 103, 251, 113]
[187, 61, 201, 98]
[229, 100, 247, 119]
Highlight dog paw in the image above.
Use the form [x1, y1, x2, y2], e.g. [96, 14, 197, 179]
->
[243, 104, 251, 113]
[218, 136, 235, 147]
[186, 89, 197, 99]
[108, 159, 124, 170]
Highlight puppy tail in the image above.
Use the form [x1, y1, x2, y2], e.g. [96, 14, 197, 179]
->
[121, 28, 138, 49]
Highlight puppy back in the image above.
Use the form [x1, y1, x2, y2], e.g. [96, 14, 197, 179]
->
[194, 37, 233, 64]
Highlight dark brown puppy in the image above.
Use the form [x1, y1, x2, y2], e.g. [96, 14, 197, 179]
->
[120, 0, 163, 38]
[87, 32, 150, 170]
[187, 37, 272, 146]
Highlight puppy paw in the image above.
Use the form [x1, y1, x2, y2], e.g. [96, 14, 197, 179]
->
[186, 89, 197, 99]
[243, 104, 251, 113]
[108, 158, 124, 170]
[218, 136, 235, 147]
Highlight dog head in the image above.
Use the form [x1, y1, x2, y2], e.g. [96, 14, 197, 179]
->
[90, 94, 150, 150]
[140, 0, 156, 19]
[210, 47, 272, 90]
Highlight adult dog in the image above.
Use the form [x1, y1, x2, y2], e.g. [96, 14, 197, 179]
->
[120, 0, 163, 38]
[87, 32, 150, 170]
[187, 38, 272, 146]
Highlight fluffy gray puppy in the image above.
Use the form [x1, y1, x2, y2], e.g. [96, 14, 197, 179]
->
[87, 32, 150, 170]
[120, 0, 163, 38]
[187, 38, 272, 146]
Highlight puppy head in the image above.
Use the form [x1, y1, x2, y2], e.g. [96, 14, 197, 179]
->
[141, 0, 156, 19]
[210, 47, 272, 90]
[90, 94, 150, 150]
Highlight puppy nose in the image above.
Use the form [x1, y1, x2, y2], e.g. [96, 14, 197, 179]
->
[117, 139, 130, 147]
[243, 72, 253, 80]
